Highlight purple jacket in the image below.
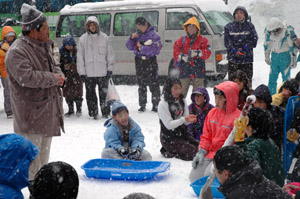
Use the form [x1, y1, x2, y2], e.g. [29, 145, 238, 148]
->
[126, 24, 162, 59]
[187, 87, 214, 141]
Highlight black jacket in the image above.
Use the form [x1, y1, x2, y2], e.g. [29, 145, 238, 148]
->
[219, 161, 292, 199]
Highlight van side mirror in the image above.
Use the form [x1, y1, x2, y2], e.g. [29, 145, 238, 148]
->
[200, 21, 209, 35]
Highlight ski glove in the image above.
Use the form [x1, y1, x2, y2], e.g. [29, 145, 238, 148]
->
[235, 48, 246, 58]
[117, 147, 129, 158]
[192, 148, 207, 169]
[190, 49, 202, 58]
[231, 48, 237, 55]
[178, 53, 188, 62]
[128, 148, 141, 160]
[234, 116, 249, 142]
[287, 128, 299, 142]
[106, 71, 113, 79]
[80, 75, 87, 83]
[265, 51, 271, 65]
[243, 45, 249, 52]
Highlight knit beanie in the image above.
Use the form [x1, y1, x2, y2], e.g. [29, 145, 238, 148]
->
[247, 107, 272, 140]
[112, 101, 128, 116]
[28, 161, 79, 199]
[21, 3, 46, 31]
[252, 84, 272, 105]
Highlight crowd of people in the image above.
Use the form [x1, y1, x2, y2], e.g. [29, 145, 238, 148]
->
[1, 2, 300, 199]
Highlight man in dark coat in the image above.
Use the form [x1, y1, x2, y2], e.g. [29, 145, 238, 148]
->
[252, 84, 285, 149]
[214, 146, 292, 199]
[224, 6, 258, 85]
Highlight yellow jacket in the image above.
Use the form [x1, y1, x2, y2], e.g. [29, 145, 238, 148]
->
[0, 26, 16, 78]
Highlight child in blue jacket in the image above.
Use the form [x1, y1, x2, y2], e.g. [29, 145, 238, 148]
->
[101, 101, 152, 160]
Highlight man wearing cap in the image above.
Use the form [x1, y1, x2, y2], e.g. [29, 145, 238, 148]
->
[173, 16, 211, 98]
[77, 16, 115, 119]
[126, 17, 162, 112]
[264, 17, 297, 95]
[5, 3, 65, 180]
[224, 6, 258, 86]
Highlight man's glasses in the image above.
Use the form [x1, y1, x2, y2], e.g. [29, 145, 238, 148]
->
[271, 28, 281, 33]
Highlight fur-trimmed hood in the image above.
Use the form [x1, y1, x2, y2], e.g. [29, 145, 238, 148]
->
[85, 16, 100, 35]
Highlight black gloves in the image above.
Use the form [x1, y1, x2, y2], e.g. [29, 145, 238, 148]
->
[80, 75, 87, 83]
[117, 147, 129, 158]
[128, 148, 141, 160]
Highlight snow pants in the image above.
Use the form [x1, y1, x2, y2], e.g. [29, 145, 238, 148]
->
[101, 148, 152, 161]
[85, 77, 110, 117]
[135, 56, 160, 109]
[1, 77, 12, 116]
[268, 51, 291, 95]
[18, 132, 52, 180]
[180, 78, 204, 98]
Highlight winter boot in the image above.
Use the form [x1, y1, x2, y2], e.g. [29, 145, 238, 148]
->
[138, 106, 146, 112]
[65, 99, 74, 117]
[75, 98, 83, 117]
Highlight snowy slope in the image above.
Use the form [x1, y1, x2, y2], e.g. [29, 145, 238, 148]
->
[0, 0, 300, 198]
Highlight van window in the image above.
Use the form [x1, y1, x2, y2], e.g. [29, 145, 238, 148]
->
[113, 11, 158, 36]
[203, 11, 233, 34]
[56, 13, 111, 38]
[166, 8, 198, 30]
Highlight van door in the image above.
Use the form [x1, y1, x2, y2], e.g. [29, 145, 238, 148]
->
[163, 8, 213, 75]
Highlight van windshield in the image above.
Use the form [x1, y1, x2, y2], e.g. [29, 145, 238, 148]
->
[203, 11, 233, 34]
[56, 13, 111, 38]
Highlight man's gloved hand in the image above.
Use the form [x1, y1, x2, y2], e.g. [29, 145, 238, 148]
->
[143, 39, 153, 46]
[80, 75, 87, 83]
[178, 53, 188, 62]
[265, 51, 271, 65]
[192, 148, 207, 169]
[235, 48, 246, 58]
[287, 128, 299, 142]
[117, 146, 129, 158]
[128, 148, 141, 160]
[231, 48, 237, 55]
[234, 116, 249, 142]
[106, 71, 113, 79]
[190, 49, 202, 58]
[243, 45, 249, 52]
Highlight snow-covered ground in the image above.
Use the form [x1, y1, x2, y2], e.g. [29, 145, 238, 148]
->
[1, 0, 300, 198]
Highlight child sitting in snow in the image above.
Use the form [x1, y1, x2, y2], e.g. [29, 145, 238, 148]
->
[235, 107, 285, 187]
[187, 87, 214, 141]
[101, 101, 152, 160]
[158, 77, 199, 161]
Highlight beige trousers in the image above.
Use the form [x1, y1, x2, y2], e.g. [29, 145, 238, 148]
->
[18, 132, 52, 180]
[180, 78, 204, 98]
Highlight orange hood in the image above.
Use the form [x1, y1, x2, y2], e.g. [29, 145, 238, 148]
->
[183, 16, 200, 36]
[1, 26, 16, 41]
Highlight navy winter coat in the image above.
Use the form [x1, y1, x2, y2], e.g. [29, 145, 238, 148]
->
[224, 6, 258, 64]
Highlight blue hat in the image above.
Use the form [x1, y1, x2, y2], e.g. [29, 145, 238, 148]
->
[112, 101, 128, 116]
[63, 35, 76, 46]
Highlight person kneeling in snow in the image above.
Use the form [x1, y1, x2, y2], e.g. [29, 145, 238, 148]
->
[214, 146, 292, 199]
[101, 101, 152, 160]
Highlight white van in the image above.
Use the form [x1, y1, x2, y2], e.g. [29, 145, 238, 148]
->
[55, 0, 233, 83]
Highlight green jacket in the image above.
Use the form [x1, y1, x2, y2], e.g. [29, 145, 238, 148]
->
[237, 137, 285, 187]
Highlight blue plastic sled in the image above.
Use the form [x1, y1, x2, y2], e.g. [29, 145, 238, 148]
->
[190, 176, 225, 198]
[283, 96, 300, 174]
[81, 159, 170, 181]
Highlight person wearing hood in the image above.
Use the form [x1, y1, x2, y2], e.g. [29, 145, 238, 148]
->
[234, 107, 285, 186]
[59, 35, 83, 117]
[5, 3, 65, 180]
[189, 81, 241, 185]
[187, 87, 214, 141]
[126, 17, 162, 113]
[173, 16, 211, 98]
[264, 17, 297, 95]
[252, 84, 285, 150]
[214, 146, 292, 199]
[77, 16, 115, 119]
[101, 101, 152, 160]
[0, 133, 39, 199]
[0, 26, 16, 119]
[224, 6, 258, 86]
[158, 77, 199, 161]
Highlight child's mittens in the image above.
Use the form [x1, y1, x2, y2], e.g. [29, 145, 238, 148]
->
[128, 148, 141, 160]
[117, 146, 129, 158]
[192, 148, 207, 169]
[287, 128, 299, 142]
[234, 116, 248, 142]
